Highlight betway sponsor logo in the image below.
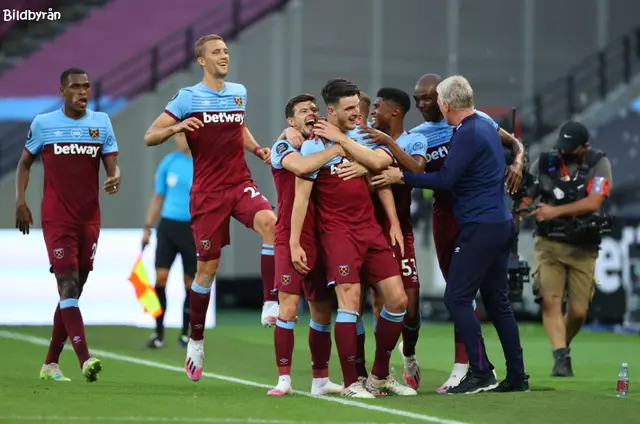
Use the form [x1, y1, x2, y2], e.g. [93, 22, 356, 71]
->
[202, 111, 245, 124]
[425, 145, 448, 162]
[53, 143, 100, 157]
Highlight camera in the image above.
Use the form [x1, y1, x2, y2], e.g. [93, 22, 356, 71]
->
[506, 156, 535, 303]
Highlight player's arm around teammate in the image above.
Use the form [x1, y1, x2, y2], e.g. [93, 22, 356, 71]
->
[315, 120, 392, 172]
[276, 152, 343, 324]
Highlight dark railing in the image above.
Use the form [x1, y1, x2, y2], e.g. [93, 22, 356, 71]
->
[0, 0, 288, 177]
[512, 26, 640, 142]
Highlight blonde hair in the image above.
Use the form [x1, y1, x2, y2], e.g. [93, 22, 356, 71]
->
[195, 34, 225, 58]
[358, 91, 371, 120]
[436, 75, 474, 110]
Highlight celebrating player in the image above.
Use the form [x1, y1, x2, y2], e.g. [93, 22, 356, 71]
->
[358, 88, 428, 390]
[15, 68, 120, 382]
[268, 93, 344, 396]
[356, 91, 371, 127]
[290, 78, 417, 398]
[143, 34, 278, 381]
[142, 133, 195, 349]
[375, 73, 524, 392]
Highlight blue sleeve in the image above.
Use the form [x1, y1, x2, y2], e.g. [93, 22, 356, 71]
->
[102, 115, 119, 155]
[24, 116, 44, 155]
[300, 140, 323, 180]
[164, 89, 192, 121]
[403, 128, 476, 190]
[154, 156, 170, 195]
[271, 140, 297, 170]
[407, 134, 428, 158]
[474, 110, 499, 131]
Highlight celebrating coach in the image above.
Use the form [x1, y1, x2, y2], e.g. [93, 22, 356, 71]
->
[375, 76, 528, 394]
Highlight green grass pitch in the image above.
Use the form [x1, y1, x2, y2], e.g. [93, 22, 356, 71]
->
[0, 311, 637, 424]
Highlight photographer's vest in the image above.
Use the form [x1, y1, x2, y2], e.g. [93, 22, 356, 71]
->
[535, 149, 606, 246]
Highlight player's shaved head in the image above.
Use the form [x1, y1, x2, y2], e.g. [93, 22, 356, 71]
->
[414, 73, 443, 122]
[415, 73, 442, 89]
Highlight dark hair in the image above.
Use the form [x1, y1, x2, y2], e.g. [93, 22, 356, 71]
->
[321, 78, 359, 106]
[377, 87, 411, 116]
[60, 68, 88, 85]
[285, 93, 316, 118]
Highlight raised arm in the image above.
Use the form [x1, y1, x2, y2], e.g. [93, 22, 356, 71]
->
[144, 89, 202, 147]
[314, 120, 392, 172]
[402, 131, 475, 190]
[281, 144, 344, 176]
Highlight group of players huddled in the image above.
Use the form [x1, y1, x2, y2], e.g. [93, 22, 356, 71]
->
[16, 33, 524, 396]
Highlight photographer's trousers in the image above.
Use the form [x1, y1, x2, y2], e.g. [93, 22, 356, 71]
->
[444, 220, 527, 381]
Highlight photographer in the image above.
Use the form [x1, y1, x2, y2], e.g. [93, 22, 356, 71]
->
[521, 121, 612, 377]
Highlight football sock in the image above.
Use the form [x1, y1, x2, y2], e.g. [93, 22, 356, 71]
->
[309, 320, 332, 379]
[181, 291, 190, 336]
[44, 304, 67, 365]
[334, 310, 359, 387]
[155, 285, 167, 340]
[261, 244, 278, 302]
[189, 282, 211, 341]
[402, 319, 420, 357]
[274, 319, 295, 376]
[371, 307, 405, 379]
[59, 298, 90, 366]
[355, 320, 368, 378]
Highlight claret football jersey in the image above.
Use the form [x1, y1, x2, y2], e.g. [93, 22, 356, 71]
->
[24, 109, 119, 224]
[165, 82, 251, 194]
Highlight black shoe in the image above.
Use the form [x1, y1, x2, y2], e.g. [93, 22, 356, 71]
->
[446, 370, 498, 394]
[491, 378, 530, 392]
[178, 334, 189, 348]
[551, 348, 574, 377]
[146, 334, 165, 349]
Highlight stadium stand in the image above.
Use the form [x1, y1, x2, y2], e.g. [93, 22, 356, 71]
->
[0, 0, 289, 178]
[511, 27, 640, 143]
[0, 0, 109, 74]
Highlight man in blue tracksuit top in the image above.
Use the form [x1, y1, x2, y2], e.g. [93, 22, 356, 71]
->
[376, 76, 528, 394]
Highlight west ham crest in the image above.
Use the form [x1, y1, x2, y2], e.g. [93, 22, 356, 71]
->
[281, 275, 291, 285]
[338, 264, 349, 277]
[89, 128, 100, 138]
[53, 248, 64, 259]
[234, 96, 243, 106]
[200, 239, 211, 251]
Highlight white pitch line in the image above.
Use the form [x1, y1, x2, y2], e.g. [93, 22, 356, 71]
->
[0, 331, 471, 424]
[0, 417, 405, 424]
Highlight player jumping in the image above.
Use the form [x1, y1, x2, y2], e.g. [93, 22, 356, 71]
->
[357, 88, 428, 390]
[377, 73, 523, 393]
[16, 68, 120, 382]
[268, 94, 344, 396]
[290, 79, 417, 398]
[143, 34, 278, 381]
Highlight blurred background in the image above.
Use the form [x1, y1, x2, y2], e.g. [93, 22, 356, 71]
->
[0, 0, 639, 332]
